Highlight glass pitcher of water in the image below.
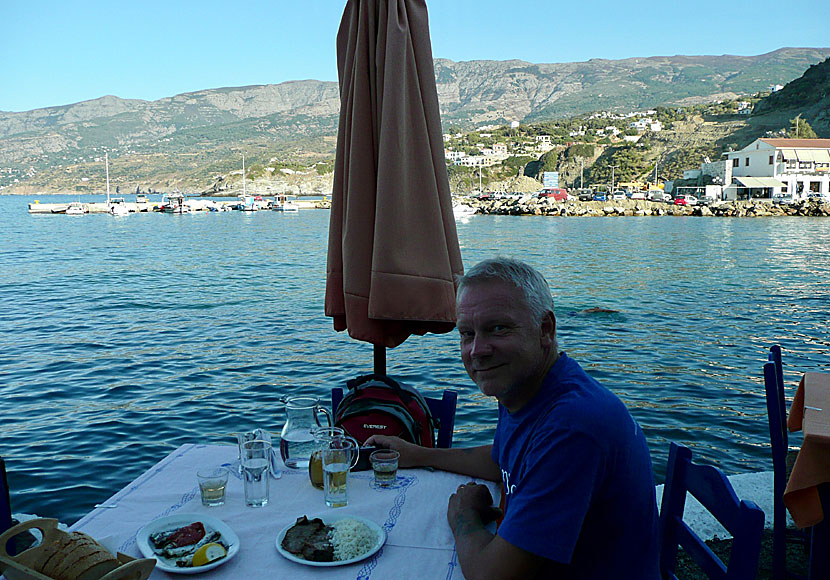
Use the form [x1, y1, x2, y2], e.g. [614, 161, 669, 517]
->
[279, 395, 332, 469]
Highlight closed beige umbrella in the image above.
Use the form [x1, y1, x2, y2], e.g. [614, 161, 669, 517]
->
[325, 0, 463, 372]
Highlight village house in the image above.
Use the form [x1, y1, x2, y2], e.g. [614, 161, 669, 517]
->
[722, 138, 830, 201]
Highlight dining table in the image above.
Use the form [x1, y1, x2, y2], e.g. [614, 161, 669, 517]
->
[784, 371, 830, 579]
[69, 444, 499, 579]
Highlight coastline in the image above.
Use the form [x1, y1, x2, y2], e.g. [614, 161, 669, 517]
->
[460, 196, 830, 218]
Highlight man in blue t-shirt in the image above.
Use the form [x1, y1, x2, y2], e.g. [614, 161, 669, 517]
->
[367, 258, 660, 579]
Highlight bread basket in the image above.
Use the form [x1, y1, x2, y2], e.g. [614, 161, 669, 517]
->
[0, 518, 154, 580]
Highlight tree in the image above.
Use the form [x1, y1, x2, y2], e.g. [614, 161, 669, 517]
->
[789, 115, 818, 139]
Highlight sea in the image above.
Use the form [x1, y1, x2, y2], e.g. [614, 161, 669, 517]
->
[2, 194, 829, 525]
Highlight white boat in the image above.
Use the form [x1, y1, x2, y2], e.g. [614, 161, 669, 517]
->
[453, 203, 477, 218]
[236, 154, 259, 211]
[161, 193, 190, 214]
[238, 194, 258, 212]
[272, 194, 300, 212]
[108, 196, 129, 216]
[104, 153, 129, 216]
[66, 201, 87, 215]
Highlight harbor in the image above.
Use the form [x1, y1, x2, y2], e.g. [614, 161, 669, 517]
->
[26, 195, 331, 215]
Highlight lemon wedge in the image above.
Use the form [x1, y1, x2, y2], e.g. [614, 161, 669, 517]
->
[192, 542, 227, 567]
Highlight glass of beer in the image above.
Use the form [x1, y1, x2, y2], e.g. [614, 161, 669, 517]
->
[309, 426, 345, 489]
[320, 436, 359, 507]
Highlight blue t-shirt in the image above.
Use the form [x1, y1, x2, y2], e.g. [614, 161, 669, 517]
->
[492, 353, 660, 579]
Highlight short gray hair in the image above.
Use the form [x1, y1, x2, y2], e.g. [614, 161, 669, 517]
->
[456, 257, 554, 323]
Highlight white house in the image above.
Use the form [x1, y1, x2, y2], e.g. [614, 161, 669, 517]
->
[722, 138, 830, 201]
[445, 150, 467, 162]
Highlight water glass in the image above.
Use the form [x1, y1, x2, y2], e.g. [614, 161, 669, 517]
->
[370, 449, 399, 487]
[196, 466, 229, 506]
[321, 437, 359, 508]
[242, 439, 271, 507]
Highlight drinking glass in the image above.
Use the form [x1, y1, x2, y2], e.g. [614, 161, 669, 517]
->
[309, 426, 346, 489]
[321, 436, 359, 507]
[370, 449, 399, 487]
[197, 466, 229, 506]
[242, 439, 271, 507]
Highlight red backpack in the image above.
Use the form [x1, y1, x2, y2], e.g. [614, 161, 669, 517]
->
[334, 374, 436, 447]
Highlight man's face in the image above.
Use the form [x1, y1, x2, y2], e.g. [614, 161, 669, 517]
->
[456, 279, 554, 410]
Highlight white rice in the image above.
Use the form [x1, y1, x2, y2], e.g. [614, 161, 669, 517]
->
[330, 518, 376, 561]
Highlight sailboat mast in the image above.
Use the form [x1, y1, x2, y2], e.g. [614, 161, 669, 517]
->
[242, 154, 246, 197]
[105, 152, 110, 201]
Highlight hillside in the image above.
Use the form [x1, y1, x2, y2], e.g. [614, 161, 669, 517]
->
[1, 48, 829, 194]
[750, 56, 830, 136]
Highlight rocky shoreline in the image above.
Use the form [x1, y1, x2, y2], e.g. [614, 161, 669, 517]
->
[458, 196, 830, 217]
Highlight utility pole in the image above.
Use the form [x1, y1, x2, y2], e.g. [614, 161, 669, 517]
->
[609, 164, 618, 194]
[580, 158, 584, 190]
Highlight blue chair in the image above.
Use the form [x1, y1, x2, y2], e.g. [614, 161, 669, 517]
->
[659, 442, 765, 580]
[332, 387, 457, 448]
[765, 346, 810, 580]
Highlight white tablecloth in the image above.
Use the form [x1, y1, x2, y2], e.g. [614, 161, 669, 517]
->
[71, 444, 498, 579]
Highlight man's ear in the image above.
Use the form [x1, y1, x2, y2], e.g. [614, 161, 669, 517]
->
[540, 311, 556, 347]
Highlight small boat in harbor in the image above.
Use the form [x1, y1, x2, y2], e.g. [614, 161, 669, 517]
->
[272, 194, 300, 212]
[161, 193, 190, 214]
[237, 194, 258, 212]
[65, 201, 87, 215]
[104, 153, 129, 216]
[108, 196, 129, 216]
[453, 203, 477, 218]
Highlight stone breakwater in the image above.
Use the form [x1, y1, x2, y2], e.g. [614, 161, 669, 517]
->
[460, 196, 830, 217]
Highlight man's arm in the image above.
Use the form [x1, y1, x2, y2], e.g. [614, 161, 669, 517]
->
[448, 483, 549, 580]
[364, 435, 501, 481]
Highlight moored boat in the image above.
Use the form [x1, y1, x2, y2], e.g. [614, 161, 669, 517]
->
[66, 202, 87, 215]
[272, 194, 300, 212]
[453, 203, 477, 218]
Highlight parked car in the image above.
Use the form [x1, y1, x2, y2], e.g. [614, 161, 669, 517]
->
[648, 191, 671, 202]
[592, 193, 607, 202]
[772, 193, 794, 205]
[576, 189, 594, 201]
[627, 191, 646, 200]
[538, 187, 569, 201]
[808, 192, 830, 203]
[674, 194, 698, 206]
[611, 191, 626, 200]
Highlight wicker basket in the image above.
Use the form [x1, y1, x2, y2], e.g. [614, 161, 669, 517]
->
[0, 518, 154, 580]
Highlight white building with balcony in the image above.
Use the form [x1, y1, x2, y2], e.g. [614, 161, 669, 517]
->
[722, 138, 830, 201]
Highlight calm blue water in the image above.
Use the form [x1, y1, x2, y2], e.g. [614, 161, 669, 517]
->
[2, 195, 829, 525]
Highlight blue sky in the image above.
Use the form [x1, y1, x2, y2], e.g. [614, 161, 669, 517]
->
[2, 0, 829, 112]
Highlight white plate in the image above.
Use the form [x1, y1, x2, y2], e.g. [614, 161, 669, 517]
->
[275, 514, 386, 567]
[136, 513, 240, 574]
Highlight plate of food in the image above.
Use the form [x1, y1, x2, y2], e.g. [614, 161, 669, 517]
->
[136, 513, 239, 574]
[276, 514, 385, 567]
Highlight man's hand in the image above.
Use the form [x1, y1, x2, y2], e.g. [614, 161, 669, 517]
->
[448, 483, 500, 533]
[364, 435, 423, 468]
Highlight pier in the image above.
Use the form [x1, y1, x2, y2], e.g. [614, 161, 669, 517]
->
[27, 198, 329, 214]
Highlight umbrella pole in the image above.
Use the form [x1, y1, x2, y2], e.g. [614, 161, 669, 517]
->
[374, 344, 386, 376]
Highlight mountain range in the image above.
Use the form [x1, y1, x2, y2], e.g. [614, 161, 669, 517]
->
[2, 47, 829, 193]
